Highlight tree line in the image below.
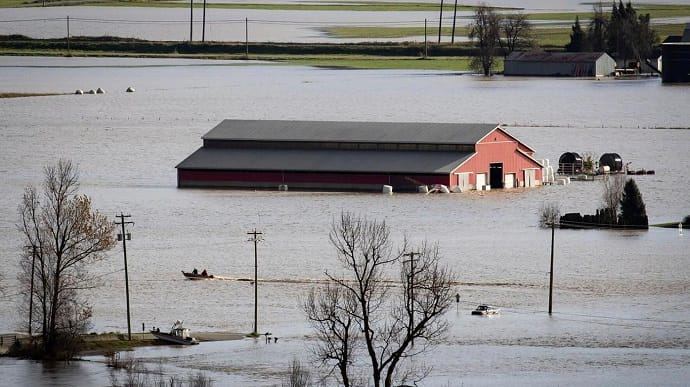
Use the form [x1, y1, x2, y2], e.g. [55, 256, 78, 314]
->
[468, 5, 535, 75]
[566, 1, 658, 64]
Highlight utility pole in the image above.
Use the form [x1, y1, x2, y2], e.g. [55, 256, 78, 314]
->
[247, 229, 263, 336]
[66, 16, 70, 54]
[548, 221, 555, 315]
[26, 245, 37, 337]
[202, 0, 207, 42]
[245, 18, 249, 58]
[451, 0, 458, 44]
[437, 0, 444, 43]
[403, 251, 419, 346]
[424, 19, 428, 58]
[115, 213, 134, 340]
[189, 0, 194, 42]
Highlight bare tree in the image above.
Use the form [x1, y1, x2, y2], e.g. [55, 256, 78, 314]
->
[304, 282, 359, 386]
[500, 13, 533, 54]
[469, 4, 501, 76]
[601, 174, 625, 224]
[17, 160, 116, 358]
[539, 202, 561, 228]
[305, 212, 455, 387]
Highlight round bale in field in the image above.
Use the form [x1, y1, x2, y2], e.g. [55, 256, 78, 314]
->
[96, 87, 105, 94]
[599, 153, 623, 172]
[126, 87, 135, 93]
[75, 89, 83, 95]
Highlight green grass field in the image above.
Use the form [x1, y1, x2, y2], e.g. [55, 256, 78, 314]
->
[281, 55, 479, 70]
[322, 23, 686, 47]
[0, 46, 479, 70]
[322, 26, 471, 39]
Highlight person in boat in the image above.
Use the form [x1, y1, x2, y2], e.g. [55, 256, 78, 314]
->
[201, 269, 208, 277]
[192, 268, 198, 275]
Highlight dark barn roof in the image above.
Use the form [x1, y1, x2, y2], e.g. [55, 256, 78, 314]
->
[203, 120, 498, 145]
[506, 51, 610, 63]
[176, 147, 473, 174]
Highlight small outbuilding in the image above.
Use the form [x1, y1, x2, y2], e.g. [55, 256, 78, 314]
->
[599, 153, 623, 172]
[504, 51, 616, 77]
[662, 24, 690, 83]
[558, 152, 583, 175]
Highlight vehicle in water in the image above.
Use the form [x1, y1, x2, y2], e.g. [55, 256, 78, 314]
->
[182, 269, 214, 280]
[151, 320, 199, 345]
[471, 304, 500, 316]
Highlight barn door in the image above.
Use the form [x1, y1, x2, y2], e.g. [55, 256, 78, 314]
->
[504, 173, 515, 189]
[524, 169, 536, 187]
[490, 163, 503, 189]
[476, 173, 486, 190]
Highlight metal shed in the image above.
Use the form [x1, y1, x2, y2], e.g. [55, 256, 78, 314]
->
[504, 52, 616, 77]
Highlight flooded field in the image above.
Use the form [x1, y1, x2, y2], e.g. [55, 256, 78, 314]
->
[2, 4, 690, 42]
[0, 56, 689, 385]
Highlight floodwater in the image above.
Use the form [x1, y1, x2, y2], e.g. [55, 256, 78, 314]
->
[0, 56, 689, 385]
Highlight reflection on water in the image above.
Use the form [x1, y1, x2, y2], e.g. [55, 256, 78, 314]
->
[0, 56, 689, 385]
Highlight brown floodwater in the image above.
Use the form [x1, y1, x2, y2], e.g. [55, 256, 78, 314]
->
[0, 56, 688, 385]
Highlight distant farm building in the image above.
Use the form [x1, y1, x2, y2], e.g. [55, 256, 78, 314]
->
[662, 24, 690, 83]
[504, 52, 616, 77]
[176, 120, 544, 192]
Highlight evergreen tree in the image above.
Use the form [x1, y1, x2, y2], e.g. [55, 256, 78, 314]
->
[565, 16, 588, 52]
[588, 2, 608, 51]
[619, 178, 648, 228]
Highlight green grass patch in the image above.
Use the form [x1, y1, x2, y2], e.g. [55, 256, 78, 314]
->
[280, 55, 486, 71]
[322, 26, 470, 39]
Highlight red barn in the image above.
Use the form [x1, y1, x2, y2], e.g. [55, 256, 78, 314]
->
[176, 120, 543, 192]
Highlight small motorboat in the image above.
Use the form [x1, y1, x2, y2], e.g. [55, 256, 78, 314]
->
[182, 270, 214, 280]
[471, 304, 500, 316]
[151, 320, 199, 345]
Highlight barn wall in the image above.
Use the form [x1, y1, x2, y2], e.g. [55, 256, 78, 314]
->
[453, 137, 543, 188]
[505, 61, 596, 77]
[178, 169, 451, 191]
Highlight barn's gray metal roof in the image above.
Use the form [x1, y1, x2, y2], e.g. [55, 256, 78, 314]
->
[202, 120, 498, 145]
[176, 147, 473, 174]
[506, 51, 611, 63]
